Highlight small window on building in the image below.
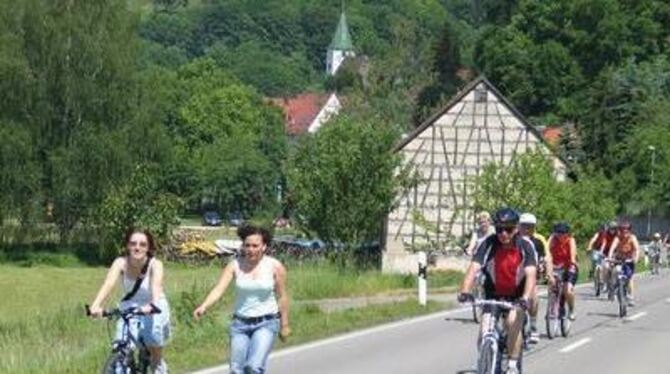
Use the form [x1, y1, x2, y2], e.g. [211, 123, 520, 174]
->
[474, 87, 488, 103]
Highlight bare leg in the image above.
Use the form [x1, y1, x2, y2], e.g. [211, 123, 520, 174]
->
[505, 309, 524, 360]
[147, 346, 166, 373]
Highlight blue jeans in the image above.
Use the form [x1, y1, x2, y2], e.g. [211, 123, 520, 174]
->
[229, 317, 280, 374]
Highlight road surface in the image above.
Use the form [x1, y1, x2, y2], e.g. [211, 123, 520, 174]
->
[193, 271, 670, 374]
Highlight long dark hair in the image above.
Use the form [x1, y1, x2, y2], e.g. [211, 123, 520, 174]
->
[123, 227, 156, 257]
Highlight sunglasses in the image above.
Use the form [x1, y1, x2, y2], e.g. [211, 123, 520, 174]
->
[495, 226, 516, 234]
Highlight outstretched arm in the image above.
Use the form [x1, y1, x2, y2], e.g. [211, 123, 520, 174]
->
[89, 258, 124, 317]
[193, 262, 235, 320]
[274, 261, 290, 341]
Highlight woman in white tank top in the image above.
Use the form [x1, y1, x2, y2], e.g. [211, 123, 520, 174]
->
[194, 225, 290, 374]
[89, 228, 171, 373]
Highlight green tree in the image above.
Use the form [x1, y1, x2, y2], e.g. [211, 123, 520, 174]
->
[472, 152, 616, 240]
[285, 116, 404, 268]
[414, 20, 463, 125]
[96, 164, 182, 261]
[0, 123, 41, 224]
[155, 59, 287, 214]
[0, 0, 143, 238]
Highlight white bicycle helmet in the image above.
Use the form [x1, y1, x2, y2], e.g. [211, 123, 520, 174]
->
[519, 213, 537, 225]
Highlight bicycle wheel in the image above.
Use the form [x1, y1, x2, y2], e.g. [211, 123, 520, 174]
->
[477, 339, 498, 374]
[617, 281, 627, 318]
[607, 278, 615, 301]
[593, 266, 601, 297]
[559, 297, 571, 337]
[545, 292, 559, 339]
[101, 353, 130, 374]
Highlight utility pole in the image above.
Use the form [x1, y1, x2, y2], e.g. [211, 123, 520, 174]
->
[647, 145, 656, 237]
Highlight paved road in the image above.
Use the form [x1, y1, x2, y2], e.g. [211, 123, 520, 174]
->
[194, 271, 670, 374]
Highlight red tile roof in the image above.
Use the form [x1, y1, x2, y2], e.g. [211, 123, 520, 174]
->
[270, 93, 330, 136]
[542, 127, 563, 147]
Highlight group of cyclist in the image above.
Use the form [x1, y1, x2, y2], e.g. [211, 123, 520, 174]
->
[458, 207, 651, 374]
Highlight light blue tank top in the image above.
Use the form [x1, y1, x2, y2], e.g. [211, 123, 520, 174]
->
[233, 256, 279, 317]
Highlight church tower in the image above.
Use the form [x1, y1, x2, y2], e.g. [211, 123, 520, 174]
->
[326, 8, 355, 76]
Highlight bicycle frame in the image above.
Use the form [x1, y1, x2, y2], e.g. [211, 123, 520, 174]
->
[609, 260, 632, 317]
[472, 299, 523, 374]
[546, 268, 571, 338]
[86, 305, 160, 373]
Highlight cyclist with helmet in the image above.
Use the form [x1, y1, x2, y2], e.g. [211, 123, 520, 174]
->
[458, 208, 537, 374]
[548, 222, 578, 320]
[608, 221, 640, 306]
[598, 221, 619, 292]
[586, 223, 608, 278]
[518, 213, 552, 344]
[646, 233, 665, 270]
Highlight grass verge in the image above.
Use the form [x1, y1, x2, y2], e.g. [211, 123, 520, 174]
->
[0, 263, 460, 373]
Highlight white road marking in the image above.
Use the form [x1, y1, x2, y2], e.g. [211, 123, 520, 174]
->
[625, 311, 647, 321]
[559, 337, 592, 353]
[190, 306, 471, 374]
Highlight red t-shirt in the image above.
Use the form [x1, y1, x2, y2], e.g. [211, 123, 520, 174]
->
[551, 235, 572, 268]
[473, 235, 537, 298]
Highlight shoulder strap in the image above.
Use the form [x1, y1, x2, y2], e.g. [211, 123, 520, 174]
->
[121, 257, 152, 302]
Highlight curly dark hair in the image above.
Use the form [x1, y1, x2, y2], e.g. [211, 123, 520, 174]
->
[237, 224, 273, 244]
[123, 227, 156, 257]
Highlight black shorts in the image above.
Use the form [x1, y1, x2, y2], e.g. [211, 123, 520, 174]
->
[555, 267, 578, 286]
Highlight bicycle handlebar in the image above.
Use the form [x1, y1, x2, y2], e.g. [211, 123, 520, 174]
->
[606, 258, 634, 265]
[85, 304, 162, 318]
[471, 299, 520, 310]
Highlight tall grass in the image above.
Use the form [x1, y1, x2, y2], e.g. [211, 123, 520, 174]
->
[0, 262, 460, 373]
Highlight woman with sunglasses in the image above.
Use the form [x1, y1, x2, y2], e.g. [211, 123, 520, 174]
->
[89, 227, 171, 373]
[608, 221, 640, 306]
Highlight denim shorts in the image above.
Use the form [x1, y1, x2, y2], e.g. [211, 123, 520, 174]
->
[115, 300, 171, 347]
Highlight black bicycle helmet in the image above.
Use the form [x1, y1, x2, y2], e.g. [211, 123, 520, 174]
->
[493, 208, 520, 227]
[553, 222, 570, 234]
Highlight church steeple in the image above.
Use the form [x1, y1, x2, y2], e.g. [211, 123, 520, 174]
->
[326, 5, 355, 76]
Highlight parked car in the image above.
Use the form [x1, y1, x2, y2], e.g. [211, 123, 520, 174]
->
[202, 211, 223, 226]
[228, 212, 245, 227]
[273, 236, 325, 250]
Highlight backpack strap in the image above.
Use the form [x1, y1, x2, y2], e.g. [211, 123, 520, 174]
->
[121, 257, 152, 302]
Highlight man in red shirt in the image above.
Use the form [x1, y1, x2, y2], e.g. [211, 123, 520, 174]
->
[459, 208, 537, 374]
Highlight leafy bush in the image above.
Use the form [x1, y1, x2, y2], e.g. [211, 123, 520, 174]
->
[472, 151, 616, 241]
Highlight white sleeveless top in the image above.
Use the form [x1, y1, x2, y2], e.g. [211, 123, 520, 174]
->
[233, 256, 279, 317]
[119, 257, 167, 309]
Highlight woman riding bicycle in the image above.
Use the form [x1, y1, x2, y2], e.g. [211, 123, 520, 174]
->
[548, 222, 578, 321]
[193, 224, 290, 374]
[89, 227, 171, 373]
[608, 220, 640, 306]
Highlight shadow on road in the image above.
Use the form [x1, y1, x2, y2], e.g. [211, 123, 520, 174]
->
[456, 370, 477, 374]
[586, 311, 619, 318]
[443, 317, 478, 324]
